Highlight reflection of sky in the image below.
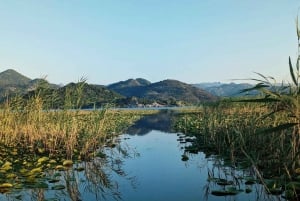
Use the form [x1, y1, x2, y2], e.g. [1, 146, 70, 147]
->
[111, 131, 269, 201]
[125, 110, 174, 135]
[1, 130, 279, 201]
[112, 131, 206, 201]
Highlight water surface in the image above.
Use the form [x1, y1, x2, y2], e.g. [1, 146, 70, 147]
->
[0, 111, 281, 201]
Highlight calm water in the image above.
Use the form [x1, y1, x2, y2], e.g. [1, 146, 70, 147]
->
[1, 111, 282, 201]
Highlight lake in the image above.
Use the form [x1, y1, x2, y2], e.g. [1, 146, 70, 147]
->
[0, 110, 282, 201]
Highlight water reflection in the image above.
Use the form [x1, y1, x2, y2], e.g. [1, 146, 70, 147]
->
[0, 143, 136, 201]
[0, 111, 282, 201]
[126, 110, 176, 135]
[201, 156, 283, 201]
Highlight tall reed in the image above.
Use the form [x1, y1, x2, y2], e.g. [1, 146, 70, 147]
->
[175, 17, 300, 180]
[0, 79, 142, 161]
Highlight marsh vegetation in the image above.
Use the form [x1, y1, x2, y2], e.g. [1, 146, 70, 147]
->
[0, 79, 158, 198]
[175, 27, 300, 200]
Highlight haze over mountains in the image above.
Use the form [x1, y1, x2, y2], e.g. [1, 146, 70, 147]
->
[0, 69, 254, 108]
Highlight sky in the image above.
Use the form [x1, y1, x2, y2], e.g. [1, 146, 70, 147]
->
[0, 1, 300, 85]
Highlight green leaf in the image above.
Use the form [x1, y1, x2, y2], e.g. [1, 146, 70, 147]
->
[234, 98, 279, 103]
[297, 55, 300, 71]
[239, 82, 269, 94]
[260, 88, 281, 98]
[254, 72, 269, 82]
[289, 56, 297, 86]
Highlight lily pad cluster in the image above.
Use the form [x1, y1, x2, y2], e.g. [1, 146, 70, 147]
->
[0, 146, 87, 195]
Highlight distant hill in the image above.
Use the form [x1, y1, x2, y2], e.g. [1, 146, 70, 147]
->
[0, 69, 31, 87]
[15, 82, 123, 109]
[0, 69, 218, 108]
[108, 78, 151, 97]
[109, 79, 217, 105]
[0, 69, 122, 107]
[194, 82, 257, 97]
[55, 83, 123, 108]
[0, 69, 59, 101]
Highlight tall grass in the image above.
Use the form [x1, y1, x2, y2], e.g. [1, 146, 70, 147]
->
[175, 17, 300, 188]
[0, 79, 143, 161]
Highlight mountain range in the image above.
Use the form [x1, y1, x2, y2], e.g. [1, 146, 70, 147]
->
[193, 82, 258, 97]
[0, 69, 222, 108]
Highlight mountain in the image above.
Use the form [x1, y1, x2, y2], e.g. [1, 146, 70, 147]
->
[0, 69, 31, 87]
[0, 69, 61, 101]
[194, 82, 257, 97]
[55, 83, 123, 108]
[108, 78, 151, 97]
[0, 69, 217, 107]
[109, 79, 217, 105]
[0, 69, 122, 107]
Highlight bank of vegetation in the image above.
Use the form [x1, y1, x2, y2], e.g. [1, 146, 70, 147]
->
[0, 80, 157, 193]
[175, 20, 300, 200]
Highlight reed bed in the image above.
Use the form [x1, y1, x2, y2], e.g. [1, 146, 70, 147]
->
[0, 83, 150, 161]
[176, 101, 297, 172]
[176, 21, 300, 183]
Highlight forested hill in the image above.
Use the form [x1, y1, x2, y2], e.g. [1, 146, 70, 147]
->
[108, 79, 217, 105]
[0, 69, 217, 107]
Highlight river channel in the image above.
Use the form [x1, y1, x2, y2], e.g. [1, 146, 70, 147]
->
[1, 110, 282, 201]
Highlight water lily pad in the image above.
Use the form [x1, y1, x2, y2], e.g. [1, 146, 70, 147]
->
[245, 179, 256, 185]
[181, 154, 189, 161]
[245, 187, 252, 193]
[217, 179, 234, 186]
[37, 157, 49, 164]
[37, 148, 45, 154]
[6, 173, 17, 179]
[211, 189, 239, 196]
[2, 161, 12, 167]
[51, 184, 65, 190]
[295, 168, 300, 174]
[35, 182, 48, 189]
[48, 179, 60, 183]
[49, 160, 57, 164]
[0, 183, 13, 188]
[62, 160, 73, 167]
[55, 165, 65, 171]
[74, 167, 85, 172]
[1, 161, 12, 171]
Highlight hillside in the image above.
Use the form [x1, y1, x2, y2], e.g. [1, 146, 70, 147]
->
[194, 82, 258, 97]
[20, 82, 123, 109]
[108, 78, 151, 97]
[0, 69, 122, 107]
[0, 69, 59, 101]
[0, 69, 218, 107]
[0, 69, 31, 87]
[56, 83, 123, 108]
[109, 79, 217, 105]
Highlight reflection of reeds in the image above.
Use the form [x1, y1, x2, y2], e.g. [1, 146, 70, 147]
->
[203, 157, 278, 201]
[176, 101, 298, 175]
[1, 133, 139, 201]
[176, 17, 300, 200]
[175, 22, 300, 177]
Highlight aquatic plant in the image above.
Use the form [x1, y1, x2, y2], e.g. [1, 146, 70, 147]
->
[0, 78, 154, 195]
[174, 16, 300, 200]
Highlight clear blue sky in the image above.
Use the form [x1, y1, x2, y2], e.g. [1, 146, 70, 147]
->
[0, 1, 299, 85]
